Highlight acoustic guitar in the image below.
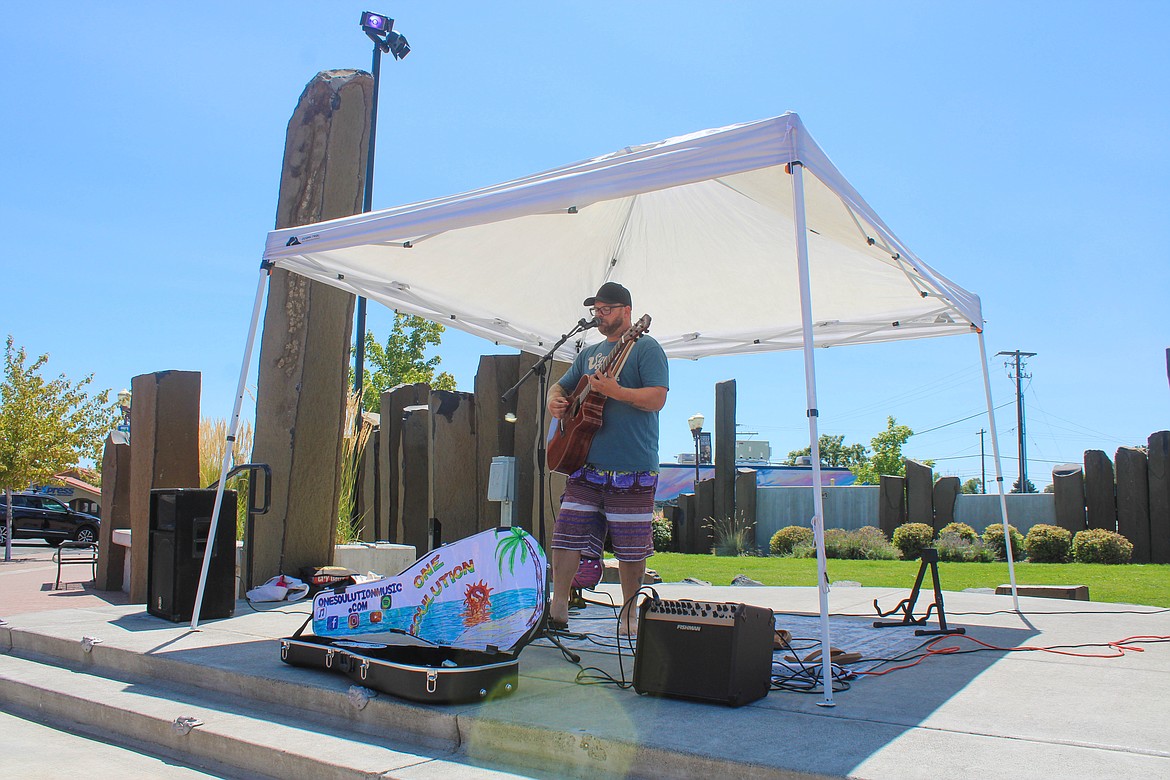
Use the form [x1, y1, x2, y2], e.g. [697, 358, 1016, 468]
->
[546, 315, 652, 475]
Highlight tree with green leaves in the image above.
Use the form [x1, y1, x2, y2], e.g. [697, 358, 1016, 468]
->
[1, 336, 115, 560]
[961, 477, 983, 494]
[358, 315, 457, 412]
[785, 434, 869, 468]
[851, 416, 917, 485]
[1011, 477, 1037, 494]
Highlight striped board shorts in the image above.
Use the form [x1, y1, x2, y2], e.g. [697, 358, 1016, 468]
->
[552, 466, 658, 562]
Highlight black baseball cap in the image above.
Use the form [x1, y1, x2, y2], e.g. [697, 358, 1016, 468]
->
[583, 281, 632, 308]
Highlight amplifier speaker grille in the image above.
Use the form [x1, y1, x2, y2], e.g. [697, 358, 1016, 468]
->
[632, 599, 774, 706]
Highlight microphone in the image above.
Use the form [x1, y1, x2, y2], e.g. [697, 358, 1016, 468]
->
[579, 317, 598, 330]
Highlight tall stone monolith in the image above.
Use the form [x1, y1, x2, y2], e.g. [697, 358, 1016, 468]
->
[251, 70, 373, 584]
[714, 379, 736, 523]
[128, 370, 200, 602]
[1084, 449, 1116, 531]
[904, 460, 934, 526]
[1149, 431, 1170, 564]
[1052, 463, 1087, 533]
[377, 382, 430, 542]
[1116, 447, 1150, 564]
[95, 431, 130, 591]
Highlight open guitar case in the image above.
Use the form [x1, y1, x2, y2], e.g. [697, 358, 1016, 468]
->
[280, 527, 547, 704]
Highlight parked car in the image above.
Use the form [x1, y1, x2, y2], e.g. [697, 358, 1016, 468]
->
[0, 492, 100, 546]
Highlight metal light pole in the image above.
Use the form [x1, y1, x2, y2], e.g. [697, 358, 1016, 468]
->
[354, 12, 410, 403]
[688, 413, 705, 488]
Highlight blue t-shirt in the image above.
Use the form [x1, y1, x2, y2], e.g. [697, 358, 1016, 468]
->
[556, 335, 669, 472]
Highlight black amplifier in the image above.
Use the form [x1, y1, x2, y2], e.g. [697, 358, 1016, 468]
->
[632, 598, 774, 706]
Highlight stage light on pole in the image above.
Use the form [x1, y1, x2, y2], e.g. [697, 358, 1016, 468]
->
[353, 11, 412, 406]
[688, 413, 705, 488]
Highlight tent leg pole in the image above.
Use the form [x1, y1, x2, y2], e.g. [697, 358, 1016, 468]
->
[191, 266, 270, 630]
[978, 331, 1019, 611]
[790, 162, 835, 706]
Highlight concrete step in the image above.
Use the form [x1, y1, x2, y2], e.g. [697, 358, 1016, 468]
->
[0, 650, 532, 780]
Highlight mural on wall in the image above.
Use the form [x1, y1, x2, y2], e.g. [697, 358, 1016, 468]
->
[312, 527, 547, 652]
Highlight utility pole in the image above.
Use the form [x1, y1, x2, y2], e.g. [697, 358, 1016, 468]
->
[997, 350, 1036, 492]
[977, 428, 986, 493]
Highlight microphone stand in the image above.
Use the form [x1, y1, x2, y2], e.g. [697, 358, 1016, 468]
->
[503, 319, 593, 666]
[502, 318, 594, 550]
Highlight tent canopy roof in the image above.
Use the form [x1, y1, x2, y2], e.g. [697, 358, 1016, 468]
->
[262, 113, 981, 360]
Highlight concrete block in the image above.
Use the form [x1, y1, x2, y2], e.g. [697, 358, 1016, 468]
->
[995, 584, 1088, 601]
[332, 543, 417, 578]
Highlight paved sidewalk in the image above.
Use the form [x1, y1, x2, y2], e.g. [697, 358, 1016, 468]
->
[0, 541, 131, 616]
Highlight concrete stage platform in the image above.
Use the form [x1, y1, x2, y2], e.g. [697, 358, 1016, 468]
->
[2, 582, 1169, 779]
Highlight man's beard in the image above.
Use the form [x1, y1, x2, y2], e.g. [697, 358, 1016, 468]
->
[598, 318, 624, 337]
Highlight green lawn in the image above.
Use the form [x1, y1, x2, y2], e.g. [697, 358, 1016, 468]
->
[645, 553, 1170, 608]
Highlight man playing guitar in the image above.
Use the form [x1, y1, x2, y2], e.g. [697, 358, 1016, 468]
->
[546, 282, 669, 636]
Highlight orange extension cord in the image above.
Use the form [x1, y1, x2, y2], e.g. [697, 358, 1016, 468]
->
[858, 634, 1170, 676]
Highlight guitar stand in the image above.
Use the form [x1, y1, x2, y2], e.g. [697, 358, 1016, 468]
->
[873, 548, 965, 636]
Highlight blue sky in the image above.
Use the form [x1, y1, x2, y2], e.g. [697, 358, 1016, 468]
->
[3, 2, 1167, 488]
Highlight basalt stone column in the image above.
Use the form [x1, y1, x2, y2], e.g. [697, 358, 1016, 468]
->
[695, 477, 716, 553]
[1084, 450, 1116, 531]
[399, 404, 431, 553]
[1052, 464, 1087, 534]
[878, 475, 906, 538]
[510, 354, 569, 546]
[1148, 431, 1170, 564]
[357, 424, 378, 542]
[932, 476, 960, 530]
[430, 390, 478, 544]
[714, 380, 737, 523]
[128, 370, 200, 602]
[251, 70, 373, 584]
[1116, 447, 1151, 564]
[95, 431, 131, 591]
[377, 383, 430, 542]
[474, 355, 521, 530]
[735, 469, 757, 548]
[904, 460, 934, 527]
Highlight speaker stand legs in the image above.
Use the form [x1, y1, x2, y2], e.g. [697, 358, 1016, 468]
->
[873, 548, 965, 636]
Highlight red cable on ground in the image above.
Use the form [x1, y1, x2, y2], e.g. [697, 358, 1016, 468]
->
[858, 634, 1170, 676]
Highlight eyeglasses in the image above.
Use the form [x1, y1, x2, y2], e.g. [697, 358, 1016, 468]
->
[589, 304, 625, 316]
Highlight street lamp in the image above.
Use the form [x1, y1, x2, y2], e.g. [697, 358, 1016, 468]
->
[353, 11, 411, 404]
[688, 413, 705, 488]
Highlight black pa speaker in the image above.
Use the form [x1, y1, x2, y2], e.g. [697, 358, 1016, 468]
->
[147, 488, 237, 622]
[633, 599, 774, 706]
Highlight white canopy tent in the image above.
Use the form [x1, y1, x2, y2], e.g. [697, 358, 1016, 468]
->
[194, 113, 1019, 704]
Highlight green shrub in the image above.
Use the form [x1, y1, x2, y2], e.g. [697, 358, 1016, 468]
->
[935, 531, 996, 562]
[982, 522, 1025, 561]
[1072, 528, 1134, 564]
[651, 513, 673, 552]
[938, 522, 978, 543]
[789, 528, 901, 561]
[1024, 524, 1072, 563]
[822, 526, 899, 560]
[892, 523, 935, 560]
[769, 525, 814, 556]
